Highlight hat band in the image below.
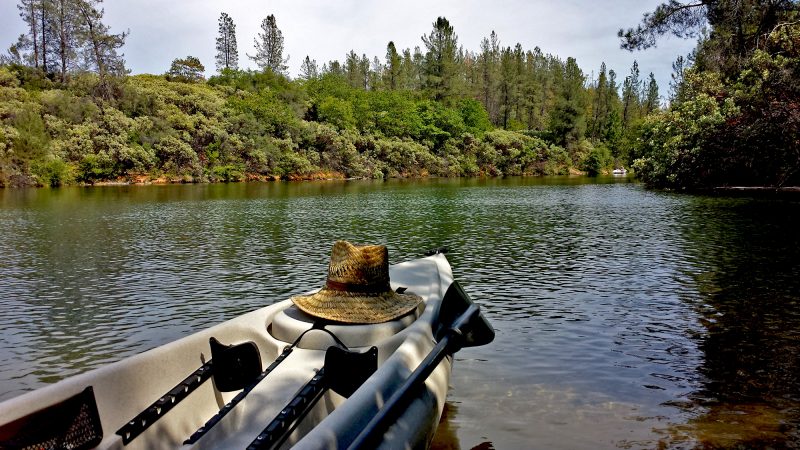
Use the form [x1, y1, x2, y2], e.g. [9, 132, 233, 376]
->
[326, 279, 391, 293]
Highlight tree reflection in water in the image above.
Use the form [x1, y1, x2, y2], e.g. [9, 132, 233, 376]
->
[662, 197, 800, 448]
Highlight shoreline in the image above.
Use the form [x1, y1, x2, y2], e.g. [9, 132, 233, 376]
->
[1, 170, 615, 189]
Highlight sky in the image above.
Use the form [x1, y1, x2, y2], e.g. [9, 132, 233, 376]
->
[0, 0, 698, 100]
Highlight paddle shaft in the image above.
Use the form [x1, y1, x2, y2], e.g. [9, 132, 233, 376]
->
[347, 304, 480, 450]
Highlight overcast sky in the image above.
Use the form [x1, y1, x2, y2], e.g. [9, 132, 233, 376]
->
[0, 0, 697, 100]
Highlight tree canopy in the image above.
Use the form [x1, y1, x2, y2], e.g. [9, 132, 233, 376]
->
[248, 14, 288, 74]
[215, 12, 238, 72]
[626, 0, 800, 189]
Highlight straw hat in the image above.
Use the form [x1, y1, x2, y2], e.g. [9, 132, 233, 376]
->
[291, 241, 422, 324]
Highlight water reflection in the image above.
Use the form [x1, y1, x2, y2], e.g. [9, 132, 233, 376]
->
[1, 178, 798, 448]
[658, 198, 800, 448]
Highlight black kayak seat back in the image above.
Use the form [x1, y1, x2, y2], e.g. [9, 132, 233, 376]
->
[0, 386, 103, 450]
[209, 337, 262, 392]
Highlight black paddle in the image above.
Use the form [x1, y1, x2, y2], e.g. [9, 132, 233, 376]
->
[347, 280, 494, 450]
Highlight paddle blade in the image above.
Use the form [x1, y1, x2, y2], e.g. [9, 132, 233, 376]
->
[436, 281, 495, 347]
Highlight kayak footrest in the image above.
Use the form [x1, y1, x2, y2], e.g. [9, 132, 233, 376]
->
[184, 346, 294, 445]
[246, 368, 328, 450]
[116, 360, 213, 444]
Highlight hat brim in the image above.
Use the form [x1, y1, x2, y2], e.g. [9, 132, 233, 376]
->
[291, 288, 423, 324]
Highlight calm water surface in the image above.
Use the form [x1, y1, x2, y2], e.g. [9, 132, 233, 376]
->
[1, 178, 799, 449]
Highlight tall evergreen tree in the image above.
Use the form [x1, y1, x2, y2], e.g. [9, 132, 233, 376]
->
[589, 62, 610, 141]
[370, 55, 383, 90]
[215, 12, 238, 72]
[51, 0, 80, 82]
[668, 55, 688, 104]
[548, 57, 587, 147]
[12, 0, 126, 86]
[16, 0, 44, 69]
[344, 50, 360, 88]
[643, 72, 660, 114]
[603, 69, 624, 156]
[478, 31, 500, 123]
[300, 55, 318, 79]
[74, 0, 128, 96]
[248, 14, 287, 74]
[385, 41, 402, 90]
[421, 16, 461, 104]
[411, 46, 425, 90]
[621, 60, 641, 130]
[498, 46, 517, 129]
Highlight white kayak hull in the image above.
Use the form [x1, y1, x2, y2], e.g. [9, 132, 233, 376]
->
[0, 253, 459, 450]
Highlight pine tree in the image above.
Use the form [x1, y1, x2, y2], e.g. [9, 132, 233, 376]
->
[621, 60, 641, 130]
[300, 55, 318, 79]
[248, 14, 287, 74]
[16, 0, 43, 69]
[498, 46, 517, 129]
[411, 46, 425, 90]
[215, 12, 238, 72]
[370, 55, 383, 90]
[548, 57, 587, 147]
[11, 0, 125, 85]
[421, 16, 461, 104]
[385, 41, 401, 90]
[643, 72, 659, 114]
[344, 50, 360, 88]
[668, 55, 687, 104]
[74, 0, 128, 97]
[50, 0, 80, 82]
[359, 53, 370, 90]
[589, 62, 609, 141]
[167, 55, 205, 82]
[479, 31, 500, 123]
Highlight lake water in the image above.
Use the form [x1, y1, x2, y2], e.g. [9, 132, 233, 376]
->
[1, 178, 799, 449]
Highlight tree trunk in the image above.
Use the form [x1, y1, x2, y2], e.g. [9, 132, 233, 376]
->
[58, 0, 67, 82]
[41, 0, 48, 73]
[30, 2, 39, 68]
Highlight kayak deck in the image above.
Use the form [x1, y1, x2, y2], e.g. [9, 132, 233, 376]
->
[0, 254, 455, 450]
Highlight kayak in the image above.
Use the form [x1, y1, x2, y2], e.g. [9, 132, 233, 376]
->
[0, 251, 493, 450]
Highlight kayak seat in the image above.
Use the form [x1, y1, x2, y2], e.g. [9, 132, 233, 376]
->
[270, 303, 422, 350]
[209, 337, 262, 392]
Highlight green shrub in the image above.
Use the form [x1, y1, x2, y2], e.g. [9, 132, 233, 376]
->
[581, 142, 612, 176]
[317, 96, 356, 130]
[32, 156, 73, 186]
[155, 136, 200, 176]
[77, 153, 116, 183]
[210, 164, 245, 182]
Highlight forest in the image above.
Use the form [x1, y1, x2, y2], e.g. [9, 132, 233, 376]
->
[0, 0, 797, 190]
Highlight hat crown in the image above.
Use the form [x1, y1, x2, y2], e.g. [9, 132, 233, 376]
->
[291, 240, 423, 324]
[327, 241, 390, 291]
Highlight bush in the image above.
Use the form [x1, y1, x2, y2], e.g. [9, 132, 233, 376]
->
[32, 156, 73, 186]
[77, 153, 116, 183]
[581, 142, 612, 176]
[210, 164, 245, 182]
[155, 136, 200, 176]
[317, 96, 356, 130]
